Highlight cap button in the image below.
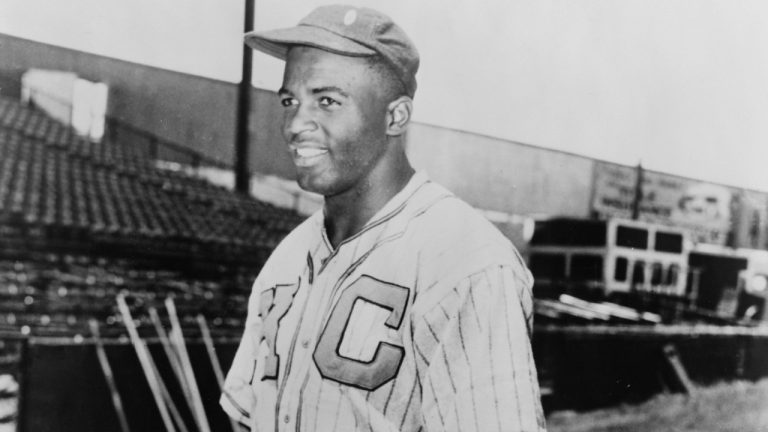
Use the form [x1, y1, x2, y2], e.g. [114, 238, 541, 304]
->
[343, 10, 357, 26]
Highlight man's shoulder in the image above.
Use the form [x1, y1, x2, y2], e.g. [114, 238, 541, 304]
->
[260, 211, 322, 273]
[411, 182, 511, 252]
[406, 181, 530, 284]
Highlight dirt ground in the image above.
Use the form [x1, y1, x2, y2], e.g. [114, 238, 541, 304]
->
[546, 379, 768, 432]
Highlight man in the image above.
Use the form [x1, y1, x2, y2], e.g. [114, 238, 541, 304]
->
[221, 5, 546, 431]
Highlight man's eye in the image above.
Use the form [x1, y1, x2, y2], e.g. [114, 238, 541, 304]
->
[281, 98, 296, 107]
[319, 96, 339, 107]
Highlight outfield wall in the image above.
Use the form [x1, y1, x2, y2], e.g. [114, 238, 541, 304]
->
[11, 328, 768, 430]
[407, 123, 594, 217]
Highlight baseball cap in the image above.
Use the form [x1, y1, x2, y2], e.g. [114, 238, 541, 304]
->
[244, 5, 419, 97]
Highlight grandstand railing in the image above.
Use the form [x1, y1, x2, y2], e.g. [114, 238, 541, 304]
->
[104, 117, 231, 170]
[24, 87, 232, 170]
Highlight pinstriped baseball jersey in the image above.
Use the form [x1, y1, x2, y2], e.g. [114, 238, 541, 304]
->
[221, 172, 546, 431]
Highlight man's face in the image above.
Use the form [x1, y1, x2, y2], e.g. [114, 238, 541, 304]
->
[279, 46, 390, 197]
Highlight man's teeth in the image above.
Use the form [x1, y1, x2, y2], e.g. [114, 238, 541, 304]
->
[296, 148, 327, 157]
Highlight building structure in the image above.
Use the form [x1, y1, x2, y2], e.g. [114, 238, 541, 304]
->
[2, 33, 766, 250]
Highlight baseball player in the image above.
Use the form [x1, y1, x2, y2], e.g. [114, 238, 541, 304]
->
[221, 5, 546, 431]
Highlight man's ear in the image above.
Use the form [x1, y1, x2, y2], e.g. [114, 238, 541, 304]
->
[385, 96, 413, 137]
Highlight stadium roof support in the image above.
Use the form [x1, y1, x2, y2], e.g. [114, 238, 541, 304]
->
[235, 0, 255, 194]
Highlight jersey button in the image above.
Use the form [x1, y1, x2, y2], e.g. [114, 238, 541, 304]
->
[301, 339, 310, 348]
[283, 414, 290, 424]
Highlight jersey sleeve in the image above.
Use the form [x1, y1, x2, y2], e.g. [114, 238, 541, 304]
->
[220, 280, 263, 428]
[412, 264, 547, 432]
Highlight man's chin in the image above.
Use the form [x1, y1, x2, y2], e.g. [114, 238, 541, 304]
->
[296, 174, 331, 196]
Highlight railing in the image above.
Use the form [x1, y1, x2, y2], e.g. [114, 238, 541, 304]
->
[22, 87, 232, 170]
[103, 117, 231, 169]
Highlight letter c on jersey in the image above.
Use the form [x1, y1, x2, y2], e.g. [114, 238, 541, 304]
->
[313, 276, 409, 391]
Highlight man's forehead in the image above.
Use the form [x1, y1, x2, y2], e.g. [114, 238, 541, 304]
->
[282, 46, 372, 89]
[286, 45, 370, 68]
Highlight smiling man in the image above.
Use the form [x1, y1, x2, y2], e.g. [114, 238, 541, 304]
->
[221, 5, 546, 432]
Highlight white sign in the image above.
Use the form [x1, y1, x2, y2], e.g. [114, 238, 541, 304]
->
[592, 162, 733, 244]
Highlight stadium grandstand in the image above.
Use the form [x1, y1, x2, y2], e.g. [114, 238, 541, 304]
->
[0, 93, 305, 332]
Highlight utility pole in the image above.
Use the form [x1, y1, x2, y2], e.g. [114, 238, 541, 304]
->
[235, 0, 255, 194]
[631, 161, 643, 220]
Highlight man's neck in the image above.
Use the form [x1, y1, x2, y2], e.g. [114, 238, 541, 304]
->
[323, 162, 414, 249]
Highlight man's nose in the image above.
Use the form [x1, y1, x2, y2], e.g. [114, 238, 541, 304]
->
[284, 104, 318, 140]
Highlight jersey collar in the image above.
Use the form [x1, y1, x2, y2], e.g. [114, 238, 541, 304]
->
[318, 171, 430, 253]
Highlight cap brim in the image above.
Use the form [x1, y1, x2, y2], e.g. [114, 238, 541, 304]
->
[245, 25, 376, 60]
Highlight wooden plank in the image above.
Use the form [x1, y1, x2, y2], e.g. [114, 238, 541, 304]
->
[144, 340, 191, 432]
[559, 294, 662, 323]
[533, 302, 563, 320]
[89, 319, 131, 432]
[148, 307, 194, 415]
[197, 314, 240, 432]
[597, 301, 646, 322]
[536, 299, 609, 321]
[559, 295, 618, 321]
[165, 297, 210, 432]
[116, 294, 176, 432]
[662, 343, 695, 395]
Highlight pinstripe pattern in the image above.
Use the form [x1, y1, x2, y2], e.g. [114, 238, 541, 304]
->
[414, 266, 544, 431]
[221, 172, 546, 431]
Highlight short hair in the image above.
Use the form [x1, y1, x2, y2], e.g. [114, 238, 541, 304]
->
[365, 55, 410, 102]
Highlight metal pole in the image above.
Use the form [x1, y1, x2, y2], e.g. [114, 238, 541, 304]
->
[235, 0, 255, 194]
[631, 161, 643, 220]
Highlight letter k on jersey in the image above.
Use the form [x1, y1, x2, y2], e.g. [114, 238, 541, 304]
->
[259, 281, 301, 380]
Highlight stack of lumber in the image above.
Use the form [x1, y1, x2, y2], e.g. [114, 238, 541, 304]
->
[535, 294, 662, 324]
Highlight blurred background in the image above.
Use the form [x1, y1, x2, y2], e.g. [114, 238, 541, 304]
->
[1, 1, 767, 431]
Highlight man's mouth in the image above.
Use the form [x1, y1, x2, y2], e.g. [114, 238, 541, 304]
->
[292, 147, 329, 167]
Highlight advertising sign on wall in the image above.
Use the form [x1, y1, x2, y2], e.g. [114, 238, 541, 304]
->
[592, 162, 733, 245]
[733, 190, 768, 250]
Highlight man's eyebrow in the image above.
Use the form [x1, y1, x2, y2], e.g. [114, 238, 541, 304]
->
[312, 86, 349, 97]
[277, 86, 350, 97]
